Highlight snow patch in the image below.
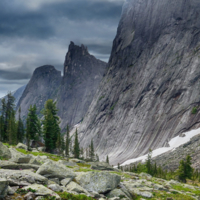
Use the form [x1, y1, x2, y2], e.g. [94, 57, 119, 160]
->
[121, 127, 200, 166]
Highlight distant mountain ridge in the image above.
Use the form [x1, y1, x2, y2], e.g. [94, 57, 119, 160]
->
[17, 42, 107, 129]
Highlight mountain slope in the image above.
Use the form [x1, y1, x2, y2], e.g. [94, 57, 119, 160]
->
[58, 42, 107, 130]
[79, 0, 200, 165]
[17, 43, 107, 129]
[17, 65, 62, 119]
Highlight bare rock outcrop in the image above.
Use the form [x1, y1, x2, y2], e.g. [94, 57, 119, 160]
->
[79, 0, 200, 164]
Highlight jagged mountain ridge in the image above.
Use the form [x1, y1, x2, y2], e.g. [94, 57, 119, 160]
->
[78, 0, 200, 165]
[17, 43, 107, 129]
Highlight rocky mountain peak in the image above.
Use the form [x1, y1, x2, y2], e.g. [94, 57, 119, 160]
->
[64, 42, 90, 76]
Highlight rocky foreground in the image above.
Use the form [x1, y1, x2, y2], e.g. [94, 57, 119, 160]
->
[1, 142, 200, 200]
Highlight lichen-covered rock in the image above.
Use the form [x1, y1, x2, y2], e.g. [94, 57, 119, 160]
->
[0, 142, 11, 159]
[24, 192, 36, 200]
[0, 178, 8, 198]
[70, 159, 85, 164]
[57, 160, 77, 167]
[16, 143, 28, 151]
[60, 178, 72, 187]
[36, 161, 76, 180]
[66, 181, 88, 194]
[9, 148, 31, 163]
[48, 184, 63, 192]
[23, 184, 60, 200]
[78, 171, 121, 194]
[90, 162, 114, 171]
[0, 169, 48, 186]
[0, 160, 39, 170]
[106, 189, 128, 199]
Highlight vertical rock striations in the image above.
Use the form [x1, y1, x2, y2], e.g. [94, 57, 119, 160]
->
[58, 42, 107, 130]
[79, 0, 200, 164]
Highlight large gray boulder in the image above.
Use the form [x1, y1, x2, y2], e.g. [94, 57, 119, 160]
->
[90, 162, 114, 171]
[57, 160, 77, 167]
[66, 181, 88, 194]
[106, 189, 128, 199]
[0, 160, 40, 170]
[16, 143, 28, 151]
[77, 171, 121, 194]
[23, 184, 60, 200]
[0, 142, 11, 159]
[9, 148, 31, 163]
[36, 161, 76, 180]
[0, 178, 8, 198]
[0, 169, 47, 186]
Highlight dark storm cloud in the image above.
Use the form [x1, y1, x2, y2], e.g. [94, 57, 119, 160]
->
[0, 0, 124, 97]
[0, 0, 122, 39]
[0, 64, 32, 80]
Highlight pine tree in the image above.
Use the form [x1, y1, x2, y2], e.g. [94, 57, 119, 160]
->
[0, 98, 6, 142]
[96, 154, 99, 162]
[65, 125, 70, 158]
[146, 149, 152, 175]
[42, 100, 60, 152]
[73, 128, 79, 158]
[118, 163, 120, 169]
[106, 155, 109, 164]
[26, 105, 39, 144]
[89, 139, 95, 161]
[17, 107, 24, 143]
[178, 155, 193, 182]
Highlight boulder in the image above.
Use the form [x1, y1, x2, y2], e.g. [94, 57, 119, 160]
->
[29, 158, 42, 165]
[7, 186, 15, 195]
[70, 159, 85, 163]
[0, 178, 8, 198]
[16, 143, 28, 151]
[78, 171, 121, 194]
[38, 147, 46, 152]
[0, 142, 11, 159]
[139, 173, 152, 180]
[24, 192, 36, 200]
[0, 160, 39, 170]
[9, 148, 31, 163]
[60, 178, 72, 186]
[106, 189, 128, 199]
[90, 162, 114, 171]
[66, 181, 89, 194]
[36, 161, 76, 180]
[0, 169, 48, 186]
[23, 184, 60, 200]
[48, 178, 60, 185]
[48, 184, 63, 192]
[57, 160, 77, 167]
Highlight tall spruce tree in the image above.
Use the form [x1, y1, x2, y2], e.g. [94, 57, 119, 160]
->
[106, 155, 109, 164]
[73, 128, 79, 158]
[26, 105, 39, 147]
[17, 107, 24, 143]
[146, 149, 153, 175]
[65, 124, 70, 158]
[42, 99, 60, 152]
[89, 139, 95, 161]
[0, 98, 6, 141]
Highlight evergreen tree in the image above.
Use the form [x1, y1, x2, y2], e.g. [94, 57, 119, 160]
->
[178, 155, 193, 182]
[89, 139, 95, 161]
[96, 154, 99, 162]
[0, 98, 6, 141]
[65, 125, 70, 158]
[146, 149, 152, 175]
[16, 107, 24, 143]
[106, 155, 109, 164]
[26, 105, 39, 143]
[118, 163, 120, 169]
[73, 128, 79, 158]
[42, 99, 60, 152]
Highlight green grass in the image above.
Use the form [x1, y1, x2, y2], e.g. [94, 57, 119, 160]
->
[172, 185, 200, 196]
[16, 148, 63, 161]
[77, 163, 91, 168]
[3, 143, 11, 148]
[56, 192, 94, 200]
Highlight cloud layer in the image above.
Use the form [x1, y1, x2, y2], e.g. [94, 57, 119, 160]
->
[0, 0, 124, 98]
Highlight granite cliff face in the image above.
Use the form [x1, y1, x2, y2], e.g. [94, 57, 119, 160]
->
[79, 0, 200, 165]
[17, 65, 62, 119]
[58, 42, 107, 130]
[17, 43, 106, 129]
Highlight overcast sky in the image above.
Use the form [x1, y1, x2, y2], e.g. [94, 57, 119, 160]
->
[0, 0, 124, 98]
